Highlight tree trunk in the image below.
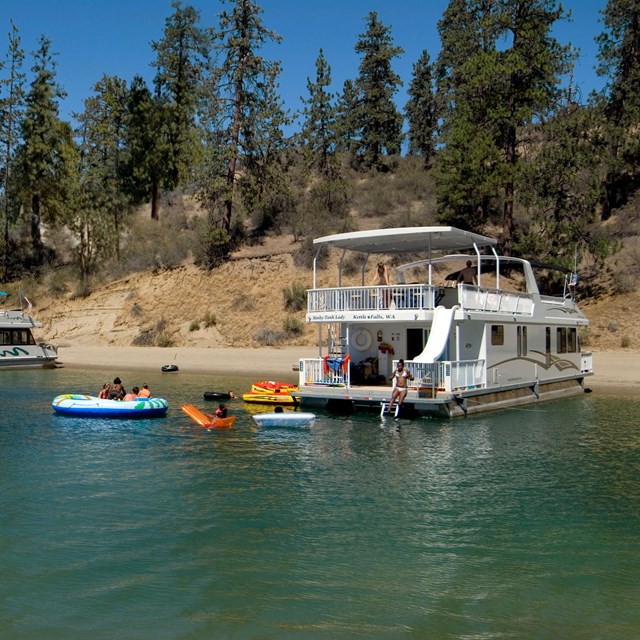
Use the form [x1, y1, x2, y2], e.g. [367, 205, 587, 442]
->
[151, 177, 159, 220]
[31, 193, 43, 264]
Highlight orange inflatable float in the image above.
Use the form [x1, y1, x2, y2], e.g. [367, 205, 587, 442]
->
[180, 404, 235, 429]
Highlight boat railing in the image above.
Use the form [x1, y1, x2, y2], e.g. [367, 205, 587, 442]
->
[402, 358, 486, 393]
[458, 285, 534, 315]
[307, 284, 535, 316]
[299, 356, 351, 387]
[307, 284, 436, 313]
[298, 357, 486, 394]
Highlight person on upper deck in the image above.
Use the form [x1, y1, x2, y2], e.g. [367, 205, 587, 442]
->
[457, 261, 477, 286]
[372, 262, 391, 307]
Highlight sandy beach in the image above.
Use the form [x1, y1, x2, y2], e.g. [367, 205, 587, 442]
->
[56, 345, 639, 396]
[57, 345, 319, 378]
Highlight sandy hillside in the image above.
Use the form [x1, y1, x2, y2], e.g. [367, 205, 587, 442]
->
[35, 236, 331, 349]
[28, 226, 635, 354]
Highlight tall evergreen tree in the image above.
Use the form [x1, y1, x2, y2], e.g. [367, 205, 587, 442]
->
[516, 100, 614, 268]
[434, 0, 502, 229]
[0, 20, 25, 280]
[355, 11, 404, 169]
[299, 49, 337, 176]
[435, 0, 573, 255]
[73, 74, 129, 273]
[595, 0, 640, 217]
[151, 0, 209, 192]
[198, 0, 289, 266]
[298, 49, 348, 231]
[352, 11, 404, 170]
[335, 79, 359, 155]
[17, 35, 76, 265]
[405, 49, 436, 166]
[122, 75, 169, 221]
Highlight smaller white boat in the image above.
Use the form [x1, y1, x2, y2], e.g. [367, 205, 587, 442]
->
[252, 412, 316, 428]
[52, 394, 169, 418]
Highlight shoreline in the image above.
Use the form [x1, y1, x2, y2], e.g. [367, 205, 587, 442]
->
[55, 346, 640, 396]
[56, 345, 318, 378]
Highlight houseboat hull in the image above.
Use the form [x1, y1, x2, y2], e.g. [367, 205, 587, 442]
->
[296, 376, 588, 418]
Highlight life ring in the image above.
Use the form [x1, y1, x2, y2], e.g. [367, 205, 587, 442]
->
[352, 328, 372, 351]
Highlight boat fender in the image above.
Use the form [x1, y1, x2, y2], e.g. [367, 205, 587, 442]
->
[352, 328, 372, 351]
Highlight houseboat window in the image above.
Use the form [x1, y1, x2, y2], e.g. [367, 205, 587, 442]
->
[516, 326, 528, 356]
[0, 330, 11, 345]
[491, 325, 504, 346]
[555, 327, 577, 354]
[556, 327, 567, 353]
[10, 330, 35, 345]
[545, 327, 551, 354]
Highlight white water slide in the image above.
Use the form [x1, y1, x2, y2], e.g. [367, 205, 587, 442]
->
[413, 306, 457, 363]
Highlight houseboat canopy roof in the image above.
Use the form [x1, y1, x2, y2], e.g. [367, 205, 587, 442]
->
[313, 226, 497, 255]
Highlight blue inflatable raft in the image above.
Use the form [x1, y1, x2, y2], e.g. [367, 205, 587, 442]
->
[52, 394, 169, 418]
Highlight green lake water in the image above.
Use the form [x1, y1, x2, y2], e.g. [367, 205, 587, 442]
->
[0, 367, 638, 639]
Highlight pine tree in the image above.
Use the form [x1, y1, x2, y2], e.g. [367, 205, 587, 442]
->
[434, 0, 502, 230]
[298, 49, 348, 231]
[122, 75, 169, 221]
[516, 99, 614, 268]
[335, 79, 359, 155]
[17, 35, 76, 265]
[435, 0, 573, 254]
[73, 74, 129, 273]
[151, 0, 209, 192]
[0, 20, 25, 280]
[595, 0, 640, 217]
[353, 11, 404, 170]
[405, 49, 436, 167]
[198, 0, 289, 266]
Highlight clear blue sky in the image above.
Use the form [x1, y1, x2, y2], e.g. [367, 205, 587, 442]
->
[0, 0, 608, 127]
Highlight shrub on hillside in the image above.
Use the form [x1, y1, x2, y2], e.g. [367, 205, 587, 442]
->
[254, 328, 285, 346]
[282, 282, 307, 311]
[283, 316, 304, 335]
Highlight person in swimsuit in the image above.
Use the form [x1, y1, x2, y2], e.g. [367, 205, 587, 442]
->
[387, 359, 413, 414]
[371, 262, 391, 308]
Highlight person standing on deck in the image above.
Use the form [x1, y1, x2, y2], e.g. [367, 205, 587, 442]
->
[372, 262, 391, 307]
[457, 261, 477, 285]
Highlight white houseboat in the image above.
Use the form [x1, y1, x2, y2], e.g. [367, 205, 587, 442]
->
[296, 227, 593, 417]
[0, 292, 58, 369]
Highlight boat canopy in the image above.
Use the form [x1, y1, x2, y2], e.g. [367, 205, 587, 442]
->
[313, 226, 497, 255]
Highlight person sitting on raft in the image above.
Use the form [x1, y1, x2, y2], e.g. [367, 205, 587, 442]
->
[215, 403, 228, 418]
[138, 384, 151, 398]
[123, 386, 140, 401]
[108, 377, 126, 400]
[98, 383, 110, 399]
